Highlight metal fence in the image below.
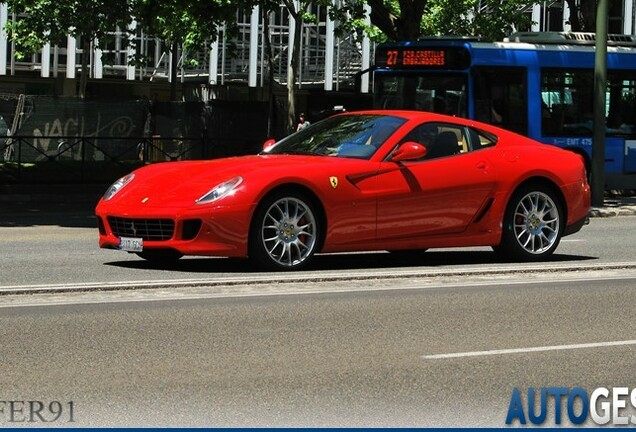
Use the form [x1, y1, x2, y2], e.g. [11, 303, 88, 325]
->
[0, 96, 270, 184]
[0, 135, 208, 183]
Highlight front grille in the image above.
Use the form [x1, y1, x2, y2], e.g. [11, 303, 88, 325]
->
[107, 217, 175, 241]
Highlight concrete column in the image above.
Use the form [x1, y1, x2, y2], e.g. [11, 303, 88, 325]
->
[249, 5, 259, 87]
[531, 4, 541, 32]
[324, 2, 334, 91]
[360, 3, 371, 93]
[624, 0, 634, 34]
[66, 34, 76, 79]
[127, 20, 136, 80]
[563, 1, 572, 32]
[209, 37, 219, 85]
[41, 42, 50, 77]
[94, 39, 103, 79]
[0, 4, 8, 75]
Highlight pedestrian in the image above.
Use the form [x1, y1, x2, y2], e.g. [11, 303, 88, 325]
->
[296, 113, 310, 131]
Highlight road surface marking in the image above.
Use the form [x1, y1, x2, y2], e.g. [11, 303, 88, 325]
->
[423, 339, 636, 360]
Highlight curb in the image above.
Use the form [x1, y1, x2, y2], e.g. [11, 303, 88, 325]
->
[2, 261, 636, 296]
[589, 207, 636, 217]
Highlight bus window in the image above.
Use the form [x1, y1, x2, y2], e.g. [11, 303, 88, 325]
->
[541, 69, 594, 136]
[607, 72, 636, 136]
[473, 67, 527, 135]
[373, 73, 468, 117]
[542, 69, 636, 137]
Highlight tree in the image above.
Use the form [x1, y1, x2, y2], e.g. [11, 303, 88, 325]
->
[5, 0, 132, 98]
[333, 0, 536, 42]
[132, 0, 242, 101]
[463, 0, 535, 41]
[278, 0, 334, 132]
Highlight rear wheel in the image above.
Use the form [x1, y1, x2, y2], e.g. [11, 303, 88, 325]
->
[249, 192, 320, 271]
[494, 185, 563, 261]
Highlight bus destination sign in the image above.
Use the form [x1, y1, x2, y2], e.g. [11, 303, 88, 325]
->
[375, 45, 471, 69]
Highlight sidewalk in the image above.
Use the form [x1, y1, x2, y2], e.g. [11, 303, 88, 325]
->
[590, 195, 636, 217]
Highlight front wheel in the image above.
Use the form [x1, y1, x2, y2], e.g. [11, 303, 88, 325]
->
[249, 192, 320, 271]
[494, 186, 563, 261]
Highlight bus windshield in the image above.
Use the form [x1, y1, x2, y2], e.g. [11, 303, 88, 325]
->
[373, 73, 468, 117]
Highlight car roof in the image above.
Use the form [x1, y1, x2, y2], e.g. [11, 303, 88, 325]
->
[335, 109, 477, 125]
[335, 109, 525, 142]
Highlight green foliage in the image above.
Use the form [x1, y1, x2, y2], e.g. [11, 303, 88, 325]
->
[332, 0, 536, 42]
[5, 0, 132, 59]
[131, 0, 242, 53]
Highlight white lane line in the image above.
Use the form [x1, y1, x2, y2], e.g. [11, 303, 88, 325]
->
[423, 339, 636, 360]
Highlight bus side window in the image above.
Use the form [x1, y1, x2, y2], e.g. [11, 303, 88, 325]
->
[473, 66, 527, 135]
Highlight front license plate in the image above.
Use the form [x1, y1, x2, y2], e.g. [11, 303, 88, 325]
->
[119, 237, 143, 252]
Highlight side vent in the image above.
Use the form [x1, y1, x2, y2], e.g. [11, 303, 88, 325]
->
[473, 198, 495, 223]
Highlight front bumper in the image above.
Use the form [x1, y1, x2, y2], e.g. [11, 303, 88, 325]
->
[95, 201, 254, 258]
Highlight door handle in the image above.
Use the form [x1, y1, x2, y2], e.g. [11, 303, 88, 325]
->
[476, 161, 489, 170]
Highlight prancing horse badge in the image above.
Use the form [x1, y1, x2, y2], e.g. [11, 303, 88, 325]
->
[329, 176, 338, 189]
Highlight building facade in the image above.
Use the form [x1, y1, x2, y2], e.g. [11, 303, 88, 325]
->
[0, 0, 633, 100]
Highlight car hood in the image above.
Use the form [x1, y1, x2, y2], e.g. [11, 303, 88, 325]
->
[107, 154, 361, 208]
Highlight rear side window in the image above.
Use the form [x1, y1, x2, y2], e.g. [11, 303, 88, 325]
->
[468, 128, 497, 150]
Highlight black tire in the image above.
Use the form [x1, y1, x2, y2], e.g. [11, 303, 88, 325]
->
[249, 192, 320, 271]
[136, 249, 183, 263]
[493, 185, 564, 261]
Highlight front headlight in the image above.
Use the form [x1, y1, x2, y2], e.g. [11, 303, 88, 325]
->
[196, 176, 243, 205]
[103, 173, 135, 201]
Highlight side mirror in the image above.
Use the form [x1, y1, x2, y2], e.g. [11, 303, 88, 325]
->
[262, 139, 276, 151]
[391, 141, 427, 162]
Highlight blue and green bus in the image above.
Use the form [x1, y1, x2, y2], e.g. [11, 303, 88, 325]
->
[373, 32, 636, 189]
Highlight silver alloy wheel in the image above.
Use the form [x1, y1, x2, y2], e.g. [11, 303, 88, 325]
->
[513, 191, 560, 254]
[261, 197, 317, 267]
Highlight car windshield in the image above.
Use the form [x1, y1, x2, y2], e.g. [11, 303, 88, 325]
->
[264, 114, 407, 159]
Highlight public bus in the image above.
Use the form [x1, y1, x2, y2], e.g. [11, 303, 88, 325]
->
[372, 32, 636, 189]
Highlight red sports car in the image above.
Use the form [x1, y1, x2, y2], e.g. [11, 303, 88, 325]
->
[95, 111, 590, 270]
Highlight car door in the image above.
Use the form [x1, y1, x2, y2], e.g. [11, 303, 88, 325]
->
[374, 123, 496, 240]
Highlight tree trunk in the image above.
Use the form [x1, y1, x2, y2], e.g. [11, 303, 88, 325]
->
[79, 38, 91, 99]
[263, 8, 276, 138]
[287, 12, 303, 134]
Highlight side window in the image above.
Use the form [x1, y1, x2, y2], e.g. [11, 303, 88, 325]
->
[467, 128, 498, 150]
[401, 122, 467, 160]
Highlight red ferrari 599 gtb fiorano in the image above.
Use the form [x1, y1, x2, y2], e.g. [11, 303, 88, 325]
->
[96, 111, 590, 270]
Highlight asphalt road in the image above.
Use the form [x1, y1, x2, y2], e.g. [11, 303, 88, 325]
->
[1, 211, 636, 426]
[1, 271, 636, 427]
[0, 215, 635, 288]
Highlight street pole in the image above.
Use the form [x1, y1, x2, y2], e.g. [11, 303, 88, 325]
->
[591, 0, 608, 207]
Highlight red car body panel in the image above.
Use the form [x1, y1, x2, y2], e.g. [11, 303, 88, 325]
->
[95, 110, 590, 261]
